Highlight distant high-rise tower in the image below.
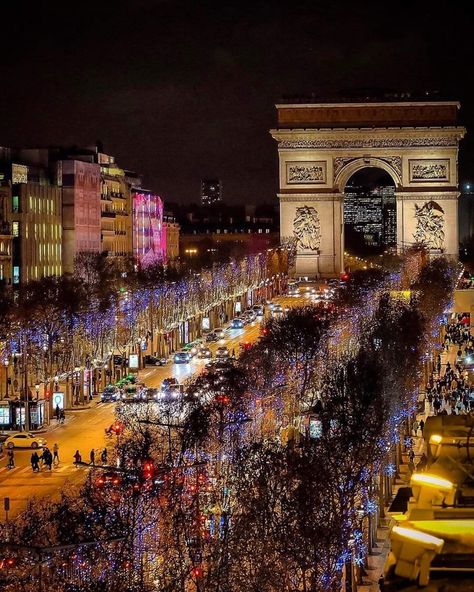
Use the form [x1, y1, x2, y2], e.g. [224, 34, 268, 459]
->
[201, 179, 222, 206]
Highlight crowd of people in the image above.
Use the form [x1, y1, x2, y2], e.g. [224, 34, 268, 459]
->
[423, 314, 474, 416]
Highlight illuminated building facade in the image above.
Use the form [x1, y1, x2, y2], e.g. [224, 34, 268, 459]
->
[59, 159, 101, 274]
[163, 219, 180, 262]
[201, 179, 222, 206]
[344, 184, 396, 248]
[9, 177, 62, 284]
[99, 153, 135, 261]
[132, 189, 165, 266]
[0, 181, 13, 286]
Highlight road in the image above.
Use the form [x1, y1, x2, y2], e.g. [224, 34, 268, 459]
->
[0, 294, 303, 519]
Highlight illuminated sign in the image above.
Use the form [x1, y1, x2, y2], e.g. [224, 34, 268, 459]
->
[12, 164, 28, 184]
[202, 317, 210, 330]
[129, 354, 139, 370]
[52, 392, 64, 410]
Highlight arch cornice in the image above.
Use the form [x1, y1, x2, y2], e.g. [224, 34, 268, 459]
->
[334, 157, 401, 191]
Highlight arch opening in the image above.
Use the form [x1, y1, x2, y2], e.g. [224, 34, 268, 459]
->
[343, 167, 396, 259]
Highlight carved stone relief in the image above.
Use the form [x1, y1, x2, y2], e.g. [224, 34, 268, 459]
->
[413, 201, 445, 250]
[409, 159, 449, 182]
[333, 155, 402, 181]
[279, 137, 458, 149]
[293, 205, 321, 251]
[286, 161, 326, 184]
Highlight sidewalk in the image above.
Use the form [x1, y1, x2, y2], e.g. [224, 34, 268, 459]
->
[356, 344, 459, 590]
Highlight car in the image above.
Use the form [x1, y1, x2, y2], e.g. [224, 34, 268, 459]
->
[174, 351, 191, 364]
[272, 304, 283, 314]
[157, 383, 185, 400]
[205, 359, 235, 373]
[287, 283, 299, 296]
[183, 341, 201, 356]
[243, 309, 257, 321]
[215, 346, 230, 360]
[5, 433, 47, 449]
[206, 331, 219, 342]
[96, 471, 123, 488]
[161, 377, 179, 390]
[230, 318, 244, 329]
[252, 305, 264, 316]
[143, 354, 167, 366]
[214, 328, 226, 339]
[197, 346, 213, 359]
[100, 385, 121, 403]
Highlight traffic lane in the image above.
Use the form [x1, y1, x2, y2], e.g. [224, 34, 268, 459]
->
[138, 295, 306, 389]
[0, 402, 116, 518]
[0, 295, 304, 519]
[139, 318, 264, 389]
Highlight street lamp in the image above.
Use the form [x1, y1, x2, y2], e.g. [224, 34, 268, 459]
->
[35, 383, 40, 400]
[4, 359, 9, 399]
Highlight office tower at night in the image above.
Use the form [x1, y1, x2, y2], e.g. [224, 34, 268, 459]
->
[344, 185, 396, 249]
[201, 179, 222, 206]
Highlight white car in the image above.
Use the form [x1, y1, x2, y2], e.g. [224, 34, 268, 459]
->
[5, 432, 47, 449]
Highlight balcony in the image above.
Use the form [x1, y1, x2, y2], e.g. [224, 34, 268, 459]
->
[101, 211, 116, 218]
[115, 210, 128, 216]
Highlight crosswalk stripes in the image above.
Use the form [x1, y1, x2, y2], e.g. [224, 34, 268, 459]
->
[0, 463, 74, 475]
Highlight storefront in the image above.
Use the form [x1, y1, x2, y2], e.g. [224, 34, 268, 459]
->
[0, 399, 45, 431]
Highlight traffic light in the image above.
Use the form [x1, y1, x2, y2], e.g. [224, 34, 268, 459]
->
[191, 565, 203, 578]
[112, 421, 124, 435]
[142, 460, 154, 480]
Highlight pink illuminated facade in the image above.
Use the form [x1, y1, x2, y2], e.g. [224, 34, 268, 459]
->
[132, 189, 166, 266]
[59, 160, 101, 274]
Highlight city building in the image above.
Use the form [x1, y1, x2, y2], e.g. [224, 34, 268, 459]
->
[344, 184, 396, 249]
[132, 189, 165, 266]
[58, 159, 101, 274]
[163, 217, 180, 262]
[201, 179, 222, 206]
[0, 179, 13, 286]
[8, 170, 62, 284]
[98, 153, 135, 261]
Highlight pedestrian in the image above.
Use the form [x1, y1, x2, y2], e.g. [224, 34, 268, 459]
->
[55, 404, 60, 420]
[7, 449, 14, 469]
[74, 450, 82, 467]
[53, 443, 60, 464]
[90, 449, 95, 466]
[231, 348, 236, 358]
[416, 453, 428, 472]
[419, 419, 425, 434]
[408, 449, 415, 463]
[59, 410, 65, 424]
[42, 448, 52, 470]
[407, 459, 416, 478]
[100, 448, 108, 465]
[412, 419, 419, 437]
[31, 451, 40, 472]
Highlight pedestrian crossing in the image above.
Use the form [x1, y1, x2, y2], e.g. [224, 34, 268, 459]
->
[0, 463, 76, 476]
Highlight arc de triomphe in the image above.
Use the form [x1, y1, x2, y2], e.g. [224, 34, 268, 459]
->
[271, 101, 465, 277]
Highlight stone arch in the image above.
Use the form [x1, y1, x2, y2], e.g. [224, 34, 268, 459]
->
[271, 101, 465, 277]
[335, 157, 401, 192]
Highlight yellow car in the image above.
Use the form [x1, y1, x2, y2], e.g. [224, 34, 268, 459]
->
[5, 432, 47, 449]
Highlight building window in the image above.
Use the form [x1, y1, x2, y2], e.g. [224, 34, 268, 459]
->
[0, 264, 3, 280]
[0, 407, 9, 425]
[12, 195, 19, 213]
[13, 266, 20, 284]
[12, 222, 19, 237]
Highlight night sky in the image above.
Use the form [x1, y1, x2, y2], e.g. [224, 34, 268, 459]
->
[1, 1, 473, 205]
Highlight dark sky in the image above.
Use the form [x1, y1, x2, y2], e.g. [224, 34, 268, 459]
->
[1, 0, 473, 205]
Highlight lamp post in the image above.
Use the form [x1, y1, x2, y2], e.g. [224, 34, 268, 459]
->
[4, 359, 9, 399]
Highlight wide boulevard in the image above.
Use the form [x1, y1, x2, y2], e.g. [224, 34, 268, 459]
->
[0, 294, 301, 519]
